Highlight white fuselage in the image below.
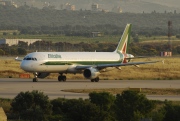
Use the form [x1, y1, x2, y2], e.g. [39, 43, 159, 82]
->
[20, 52, 124, 73]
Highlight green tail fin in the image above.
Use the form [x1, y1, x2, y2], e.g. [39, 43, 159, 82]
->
[114, 24, 132, 54]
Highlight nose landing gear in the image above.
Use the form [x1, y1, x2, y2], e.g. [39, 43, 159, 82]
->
[33, 72, 38, 82]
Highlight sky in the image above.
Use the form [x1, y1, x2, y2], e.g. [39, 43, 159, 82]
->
[142, 0, 180, 8]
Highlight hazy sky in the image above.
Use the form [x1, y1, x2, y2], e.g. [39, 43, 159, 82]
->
[142, 0, 180, 7]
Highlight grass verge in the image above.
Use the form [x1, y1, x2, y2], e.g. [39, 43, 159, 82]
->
[62, 88, 180, 95]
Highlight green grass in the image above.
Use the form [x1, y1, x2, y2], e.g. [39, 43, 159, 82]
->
[62, 88, 180, 96]
[2, 33, 179, 44]
[0, 98, 12, 113]
[1, 33, 179, 54]
[0, 34, 120, 44]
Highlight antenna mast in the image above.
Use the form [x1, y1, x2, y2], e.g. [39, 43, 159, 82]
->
[168, 21, 172, 51]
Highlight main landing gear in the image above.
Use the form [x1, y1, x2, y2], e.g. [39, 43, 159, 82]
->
[58, 73, 66, 82]
[91, 77, 99, 82]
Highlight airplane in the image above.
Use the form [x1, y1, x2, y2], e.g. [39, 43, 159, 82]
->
[17, 24, 160, 82]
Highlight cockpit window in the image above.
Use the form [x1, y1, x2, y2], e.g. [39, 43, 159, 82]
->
[27, 58, 31, 60]
[23, 57, 37, 61]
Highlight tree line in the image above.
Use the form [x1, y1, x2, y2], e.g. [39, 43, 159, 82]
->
[0, 40, 180, 56]
[0, 4, 180, 36]
[1, 90, 179, 121]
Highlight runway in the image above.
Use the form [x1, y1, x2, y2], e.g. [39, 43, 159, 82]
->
[0, 78, 180, 101]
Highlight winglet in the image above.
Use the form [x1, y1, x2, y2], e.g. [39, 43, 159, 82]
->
[114, 24, 132, 54]
[15, 57, 22, 61]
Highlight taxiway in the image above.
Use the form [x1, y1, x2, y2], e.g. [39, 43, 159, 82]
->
[0, 78, 179, 101]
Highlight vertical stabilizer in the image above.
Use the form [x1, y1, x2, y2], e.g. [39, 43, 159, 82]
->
[114, 24, 132, 54]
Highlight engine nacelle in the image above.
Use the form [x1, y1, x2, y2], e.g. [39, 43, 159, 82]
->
[37, 72, 50, 78]
[83, 67, 100, 79]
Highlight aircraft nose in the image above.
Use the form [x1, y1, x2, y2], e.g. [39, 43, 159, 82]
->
[20, 61, 32, 71]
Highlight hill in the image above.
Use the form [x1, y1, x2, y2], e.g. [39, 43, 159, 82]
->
[119, 1, 180, 13]
[13, 0, 180, 13]
[0, 5, 180, 36]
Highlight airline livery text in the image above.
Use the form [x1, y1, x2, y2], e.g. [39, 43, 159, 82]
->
[48, 54, 61, 58]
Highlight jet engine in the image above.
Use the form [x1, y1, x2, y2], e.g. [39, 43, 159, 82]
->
[83, 67, 100, 79]
[37, 72, 50, 78]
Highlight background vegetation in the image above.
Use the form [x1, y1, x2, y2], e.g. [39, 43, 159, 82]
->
[1, 90, 180, 121]
[0, 35, 180, 56]
[0, 4, 180, 36]
[0, 5, 180, 56]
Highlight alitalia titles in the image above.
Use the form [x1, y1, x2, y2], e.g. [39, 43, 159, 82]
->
[48, 54, 61, 58]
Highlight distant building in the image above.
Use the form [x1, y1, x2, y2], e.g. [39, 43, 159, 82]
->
[91, 32, 103, 37]
[160, 51, 172, 57]
[0, 0, 17, 7]
[43, 2, 50, 7]
[91, 3, 99, 11]
[91, 3, 105, 12]
[65, 3, 75, 11]
[0, 39, 42, 46]
[112, 6, 123, 13]
[0, 0, 11, 6]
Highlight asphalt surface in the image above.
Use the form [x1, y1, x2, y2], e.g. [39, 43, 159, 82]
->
[0, 78, 180, 101]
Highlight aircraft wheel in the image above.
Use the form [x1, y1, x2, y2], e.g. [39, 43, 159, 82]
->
[58, 75, 66, 82]
[62, 76, 66, 82]
[91, 79, 95, 82]
[95, 77, 99, 82]
[58, 76, 62, 81]
[33, 78, 38, 82]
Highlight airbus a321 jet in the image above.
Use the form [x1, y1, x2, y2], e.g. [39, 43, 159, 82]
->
[17, 24, 159, 82]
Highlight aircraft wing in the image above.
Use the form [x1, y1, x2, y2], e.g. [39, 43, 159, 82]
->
[75, 60, 161, 70]
[15, 57, 22, 61]
[126, 56, 158, 59]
